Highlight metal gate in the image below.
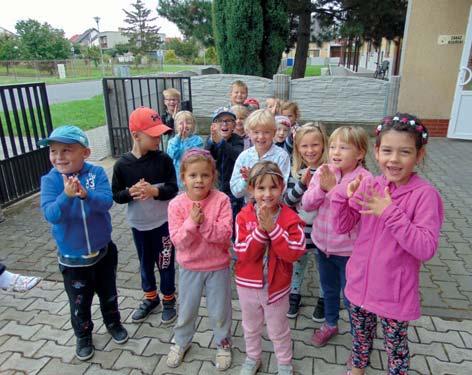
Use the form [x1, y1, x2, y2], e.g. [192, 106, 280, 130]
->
[0, 83, 53, 206]
[103, 75, 193, 157]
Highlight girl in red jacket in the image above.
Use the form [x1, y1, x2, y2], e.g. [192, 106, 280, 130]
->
[234, 161, 306, 375]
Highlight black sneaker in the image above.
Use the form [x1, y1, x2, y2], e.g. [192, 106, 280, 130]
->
[286, 293, 301, 319]
[107, 322, 129, 344]
[132, 297, 160, 322]
[76, 335, 94, 361]
[161, 297, 177, 324]
[312, 298, 325, 322]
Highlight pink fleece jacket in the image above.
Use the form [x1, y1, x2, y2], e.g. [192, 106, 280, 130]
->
[301, 165, 372, 256]
[168, 189, 232, 271]
[331, 174, 444, 321]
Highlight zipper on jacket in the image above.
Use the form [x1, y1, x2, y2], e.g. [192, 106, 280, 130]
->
[80, 199, 92, 254]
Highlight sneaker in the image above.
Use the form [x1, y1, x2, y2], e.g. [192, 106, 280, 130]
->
[286, 293, 301, 319]
[240, 357, 261, 375]
[161, 297, 177, 324]
[312, 298, 325, 322]
[132, 297, 160, 322]
[166, 344, 190, 368]
[107, 323, 129, 344]
[76, 335, 94, 361]
[311, 323, 339, 347]
[277, 363, 293, 375]
[4, 274, 41, 292]
[215, 347, 232, 371]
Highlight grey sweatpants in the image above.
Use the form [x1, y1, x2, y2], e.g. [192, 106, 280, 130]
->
[174, 267, 232, 348]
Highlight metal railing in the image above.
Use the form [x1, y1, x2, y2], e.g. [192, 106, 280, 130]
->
[0, 83, 53, 206]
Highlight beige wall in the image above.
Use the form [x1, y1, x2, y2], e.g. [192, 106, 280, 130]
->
[398, 0, 471, 118]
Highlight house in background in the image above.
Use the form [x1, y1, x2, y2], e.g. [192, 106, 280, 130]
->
[69, 28, 99, 48]
[397, 0, 472, 138]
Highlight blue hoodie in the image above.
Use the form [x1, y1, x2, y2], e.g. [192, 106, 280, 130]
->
[40, 162, 113, 267]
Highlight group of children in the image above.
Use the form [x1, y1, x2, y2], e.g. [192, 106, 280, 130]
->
[38, 79, 444, 375]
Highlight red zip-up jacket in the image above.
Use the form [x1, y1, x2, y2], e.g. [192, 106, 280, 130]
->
[234, 203, 306, 304]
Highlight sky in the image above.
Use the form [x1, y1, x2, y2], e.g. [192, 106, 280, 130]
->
[2, 0, 182, 38]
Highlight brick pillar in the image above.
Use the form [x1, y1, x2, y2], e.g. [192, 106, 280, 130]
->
[272, 74, 291, 100]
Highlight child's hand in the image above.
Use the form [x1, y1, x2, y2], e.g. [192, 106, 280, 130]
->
[240, 167, 250, 181]
[72, 176, 87, 199]
[137, 180, 158, 200]
[210, 123, 222, 143]
[257, 205, 275, 233]
[172, 103, 179, 118]
[319, 164, 336, 192]
[356, 186, 392, 217]
[347, 174, 363, 198]
[63, 175, 86, 198]
[178, 126, 189, 139]
[190, 202, 204, 224]
[300, 168, 313, 187]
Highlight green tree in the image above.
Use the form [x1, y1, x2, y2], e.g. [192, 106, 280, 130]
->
[165, 38, 199, 63]
[15, 19, 71, 60]
[82, 46, 101, 67]
[0, 35, 21, 74]
[157, 0, 214, 47]
[121, 0, 162, 55]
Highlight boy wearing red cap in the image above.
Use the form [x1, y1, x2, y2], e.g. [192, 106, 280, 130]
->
[112, 107, 179, 324]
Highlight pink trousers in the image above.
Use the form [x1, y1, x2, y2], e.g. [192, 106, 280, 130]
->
[236, 285, 292, 365]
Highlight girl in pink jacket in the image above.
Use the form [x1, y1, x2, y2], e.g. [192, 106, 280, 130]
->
[331, 114, 444, 375]
[301, 126, 371, 347]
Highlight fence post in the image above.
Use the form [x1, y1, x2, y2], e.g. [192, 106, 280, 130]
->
[272, 74, 291, 100]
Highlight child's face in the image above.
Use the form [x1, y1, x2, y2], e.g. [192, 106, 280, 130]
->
[176, 118, 194, 138]
[375, 130, 424, 186]
[274, 124, 290, 143]
[213, 114, 235, 140]
[230, 86, 248, 105]
[234, 113, 247, 136]
[49, 142, 90, 175]
[251, 174, 283, 212]
[182, 160, 214, 201]
[281, 109, 297, 126]
[134, 132, 161, 153]
[266, 98, 278, 113]
[164, 95, 180, 113]
[329, 136, 364, 175]
[250, 124, 275, 155]
[298, 132, 324, 167]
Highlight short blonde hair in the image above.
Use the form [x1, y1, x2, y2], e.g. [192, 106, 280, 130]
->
[280, 100, 300, 120]
[174, 110, 196, 134]
[329, 126, 369, 168]
[244, 109, 276, 133]
[163, 88, 181, 99]
[231, 104, 249, 119]
[292, 122, 329, 177]
[230, 80, 248, 93]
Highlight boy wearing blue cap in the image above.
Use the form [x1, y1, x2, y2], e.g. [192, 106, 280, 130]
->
[39, 125, 128, 361]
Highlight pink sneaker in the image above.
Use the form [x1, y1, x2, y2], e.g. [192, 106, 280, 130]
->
[311, 323, 338, 347]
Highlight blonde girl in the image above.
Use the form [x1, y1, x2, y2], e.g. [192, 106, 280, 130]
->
[284, 123, 329, 320]
[234, 161, 305, 375]
[167, 111, 203, 188]
[167, 148, 233, 370]
[302, 126, 372, 347]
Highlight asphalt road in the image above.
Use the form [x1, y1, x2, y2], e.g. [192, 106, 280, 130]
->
[46, 79, 102, 104]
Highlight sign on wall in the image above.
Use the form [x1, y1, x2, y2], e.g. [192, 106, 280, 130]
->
[438, 35, 464, 45]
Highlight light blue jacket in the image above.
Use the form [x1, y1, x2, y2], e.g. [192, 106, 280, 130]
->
[167, 134, 204, 188]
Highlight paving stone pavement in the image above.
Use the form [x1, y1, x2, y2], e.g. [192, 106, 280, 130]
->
[0, 138, 471, 374]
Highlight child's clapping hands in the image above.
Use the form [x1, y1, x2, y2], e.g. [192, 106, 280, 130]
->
[319, 164, 336, 192]
[129, 178, 159, 200]
[257, 204, 275, 233]
[347, 175, 392, 217]
[63, 175, 87, 199]
[190, 202, 204, 225]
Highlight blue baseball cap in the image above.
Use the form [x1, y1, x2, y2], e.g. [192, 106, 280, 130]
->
[38, 125, 89, 148]
[212, 107, 236, 122]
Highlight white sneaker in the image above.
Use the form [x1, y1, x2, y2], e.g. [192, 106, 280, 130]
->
[166, 344, 190, 368]
[277, 363, 293, 375]
[240, 357, 261, 375]
[215, 347, 232, 371]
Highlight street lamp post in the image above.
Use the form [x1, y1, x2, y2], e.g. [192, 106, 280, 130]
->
[93, 16, 105, 76]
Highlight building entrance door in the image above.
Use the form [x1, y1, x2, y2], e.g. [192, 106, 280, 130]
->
[448, 6, 472, 140]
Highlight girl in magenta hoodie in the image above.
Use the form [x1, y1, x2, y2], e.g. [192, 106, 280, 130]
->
[331, 114, 444, 375]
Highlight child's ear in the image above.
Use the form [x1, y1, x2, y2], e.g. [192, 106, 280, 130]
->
[416, 146, 426, 164]
[83, 147, 91, 159]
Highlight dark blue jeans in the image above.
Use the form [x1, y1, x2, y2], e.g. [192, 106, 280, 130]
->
[60, 242, 121, 338]
[131, 222, 176, 296]
[318, 251, 350, 328]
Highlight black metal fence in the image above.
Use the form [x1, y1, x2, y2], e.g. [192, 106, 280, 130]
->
[0, 83, 53, 206]
[103, 75, 193, 157]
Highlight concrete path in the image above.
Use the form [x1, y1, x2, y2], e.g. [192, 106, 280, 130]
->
[0, 138, 471, 374]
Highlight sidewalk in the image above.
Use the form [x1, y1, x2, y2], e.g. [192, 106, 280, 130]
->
[0, 138, 471, 374]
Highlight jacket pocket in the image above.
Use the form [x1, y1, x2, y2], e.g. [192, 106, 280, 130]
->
[370, 267, 402, 303]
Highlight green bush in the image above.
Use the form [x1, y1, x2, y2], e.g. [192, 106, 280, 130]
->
[164, 50, 182, 64]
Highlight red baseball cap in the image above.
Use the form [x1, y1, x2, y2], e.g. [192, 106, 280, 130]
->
[129, 107, 172, 137]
